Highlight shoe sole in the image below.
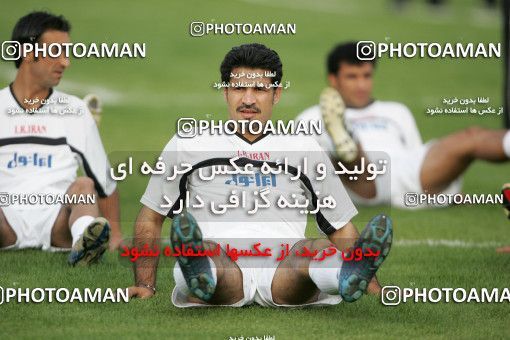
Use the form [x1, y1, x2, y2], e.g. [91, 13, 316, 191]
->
[320, 87, 358, 163]
[339, 214, 393, 302]
[84, 94, 102, 125]
[68, 217, 110, 266]
[171, 212, 215, 301]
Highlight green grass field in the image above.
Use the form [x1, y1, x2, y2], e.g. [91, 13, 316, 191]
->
[1, 0, 510, 338]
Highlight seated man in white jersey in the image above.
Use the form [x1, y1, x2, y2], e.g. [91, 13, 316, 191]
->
[0, 12, 122, 264]
[297, 42, 510, 208]
[128, 43, 393, 307]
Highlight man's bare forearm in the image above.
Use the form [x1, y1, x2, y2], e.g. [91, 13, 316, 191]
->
[133, 206, 164, 287]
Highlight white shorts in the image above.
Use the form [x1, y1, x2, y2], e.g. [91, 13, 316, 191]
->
[1, 205, 65, 251]
[390, 141, 463, 208]
[171, 239, 342, 308]
[347, 141, 463, 208]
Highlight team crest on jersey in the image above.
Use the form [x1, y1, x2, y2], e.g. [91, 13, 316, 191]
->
[236, 150, 271, 161]
[14, 125, 47, 134]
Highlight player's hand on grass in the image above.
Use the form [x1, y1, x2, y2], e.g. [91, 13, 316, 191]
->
[367, 277, 382, 295]
[128, 286, 155, 299]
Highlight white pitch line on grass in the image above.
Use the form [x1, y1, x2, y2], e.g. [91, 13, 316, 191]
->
[238, 0, 498, 28]
[0, 67, 125, 104]
[395, 239, 505, 248]
[0, 65, 300, 108]
[239, 0, 358, 15]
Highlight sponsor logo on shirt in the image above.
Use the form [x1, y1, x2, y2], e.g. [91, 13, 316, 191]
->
[225, 172, 276, 187]
[350, 120, 388, 130]
[7, 152, 53, 169]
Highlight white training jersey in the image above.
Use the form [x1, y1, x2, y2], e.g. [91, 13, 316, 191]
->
[296, 100, 423, 204]
[0, 85, 116, 209]
[141, 131, 357, 240]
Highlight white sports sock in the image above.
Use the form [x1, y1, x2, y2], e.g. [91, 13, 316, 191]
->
[308, 248, 343, 295]
[173, 257, 218, 293]
[503, 131, 510, 158]
[71, 216, 95, 246]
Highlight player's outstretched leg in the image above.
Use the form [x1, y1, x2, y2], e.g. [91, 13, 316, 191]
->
[339, 214, 393, 302]
[320, 87, 358, 163]
[171, 212, 216, 301]
[68, 217, 110, 266]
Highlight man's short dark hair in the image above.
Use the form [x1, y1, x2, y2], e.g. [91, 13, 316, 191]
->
[327, 41, 376, 75]
[220, 43, 283, 85]
[11, 11, 71, 68]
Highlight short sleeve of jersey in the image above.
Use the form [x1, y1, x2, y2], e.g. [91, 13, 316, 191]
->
[140, 136, 181, 216]
[77, 109, 116, 197]
[396, 104, 422, 149]
[59, 96, 116, 198]
[295, 106, 336, 159]
[302, 137, 358, 234]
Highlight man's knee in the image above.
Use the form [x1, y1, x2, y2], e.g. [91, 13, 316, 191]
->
[272, 238, 330, 305]
[189, 241, 244, 304]
[278, 238, 331, 281]
[462, 126, 484, 139]
[456, 126, 487, 155]
[68, 177, 96, 194]
[440, 125, 484, 157]
[457, 125, 489, 146]
[291, 238, 334, 272]
[296, 238, 333, 252]
[0, 209, 17, 248]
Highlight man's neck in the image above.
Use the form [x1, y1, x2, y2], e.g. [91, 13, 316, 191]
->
[345, 98, 375, 109]
[11, 72, 50, 110]
[242, 132, 260, 142]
